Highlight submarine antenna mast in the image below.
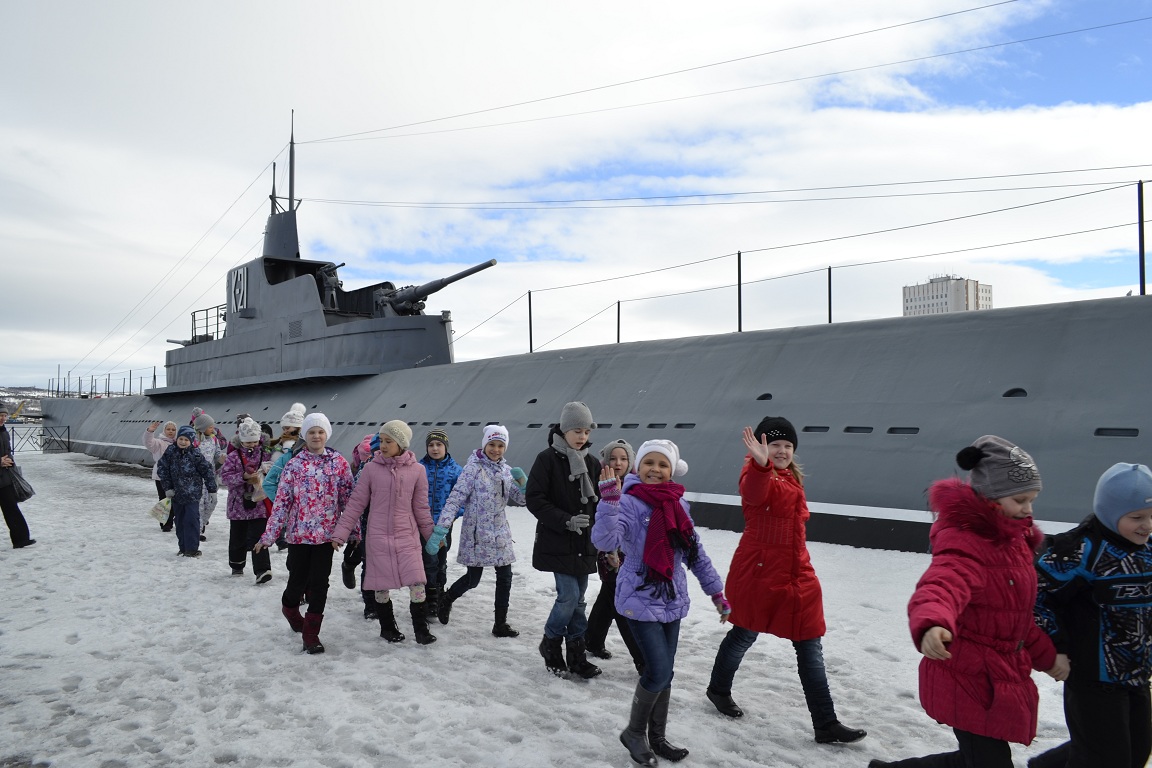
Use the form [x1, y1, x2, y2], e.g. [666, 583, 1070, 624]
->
[270, 163, 277, 215]
[289, 110, 295, 212]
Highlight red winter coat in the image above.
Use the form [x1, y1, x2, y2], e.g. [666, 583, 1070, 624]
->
[724, 458, 825, 641]
[909, 479, 1057, 745]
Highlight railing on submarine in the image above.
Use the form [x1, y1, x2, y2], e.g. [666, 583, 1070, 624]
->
[375, 259, 497, 316]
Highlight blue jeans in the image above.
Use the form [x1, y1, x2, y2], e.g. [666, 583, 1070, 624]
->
[628, 618, 680, 692]
[544, 572, 588, 640]
[709, 625, 837, 729]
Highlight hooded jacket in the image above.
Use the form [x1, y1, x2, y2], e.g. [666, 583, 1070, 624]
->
[526, 426, 601, 575]
[142, 428, 174, 482]
[156, 442, 218, 504]
[437, 449, 525, 568]
[220, 436, 272, 521]
[908, 478, 1057, 745]
[332, 450, 432, 590]
[421, 452, 464, 518]
[260, 447, 353, 547]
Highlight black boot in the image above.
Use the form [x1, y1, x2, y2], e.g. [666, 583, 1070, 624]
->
[437, 590, 456, 625]
[411, 601, 436, 645]
[706, 687, 744, 718]
[649, 687, 688, 761]
[565, 636, 603, 680]
[1027, 743, 1072, 768]
[492, 606, 519, 638]
[539, 634, 568, 678]
[424, 586, 440, 622]
[620, 682, 659, 766]
[362, 590, 377, 620]
[377, 601, 405, 643]
[814, 720, 867, 744]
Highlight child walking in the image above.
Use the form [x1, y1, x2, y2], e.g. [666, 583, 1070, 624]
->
[868, 435, 1066, 768]
[419, 429, 463, 621]
[221, 417, 273, 584]
[593, 439, 730, 766]
[1028, 462, 1152, 768]
[156, 425, 218, 558]
[526, 401, 603, 680]
[193, 411, 224, 541]
[331, 421, 436, 645]
[706, 418, 867, 744]
[144, 420, 178, 531]
[424, 425, 526, 637]
[585, 438, 644, 672]
[255, 413, 353, 654]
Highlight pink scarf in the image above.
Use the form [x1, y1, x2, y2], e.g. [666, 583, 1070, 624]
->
[627, 481, 697, 599]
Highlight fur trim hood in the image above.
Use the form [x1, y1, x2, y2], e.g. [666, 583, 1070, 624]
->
[929, 477, 1044, 550]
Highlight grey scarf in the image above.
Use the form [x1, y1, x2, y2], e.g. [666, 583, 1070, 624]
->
[551, 432, 598, 505]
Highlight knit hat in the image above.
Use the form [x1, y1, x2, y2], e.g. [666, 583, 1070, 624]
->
[280, 402, 306, 429]
[193, 412, 215, 432]
[754, 416, 798, 450]
[301, 412, 332, 441]
[634, 439, 688, 477]
[426, 429, 450, 449]
[379, 420, 412, 451]
[599, 438, 635, 469]
[176, 425, 196, 442]
[560, 401, 596, 432]
[190, 407, 204, 422]
[956, 435, 1042, 500]
[163, 421, 178, 432]
[483, 424, 510, 447]
[238, 417, 261, 443]
[0, 404, 8, 415]
[1094, 463, 1152, 534]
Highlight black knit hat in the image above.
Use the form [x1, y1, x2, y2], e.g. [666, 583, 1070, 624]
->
[754, 416, 798, 450]
[426, 429, 450, 449]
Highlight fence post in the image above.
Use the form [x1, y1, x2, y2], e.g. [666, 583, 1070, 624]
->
[737, 251, 743, 333]
[528, 291, 533, 354]
[1139, 180, 1146, 296]
[827, 267, 832, 324]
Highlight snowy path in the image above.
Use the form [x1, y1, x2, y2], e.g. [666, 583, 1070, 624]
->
[0, 453, 1073, 767]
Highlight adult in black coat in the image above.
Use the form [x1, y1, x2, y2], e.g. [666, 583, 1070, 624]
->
[0, 406, 34, 548]
[527, 403, 603, 680]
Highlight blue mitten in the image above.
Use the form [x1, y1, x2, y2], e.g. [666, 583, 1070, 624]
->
[425, 525, 449, 555]
[510, 467, 527, 488]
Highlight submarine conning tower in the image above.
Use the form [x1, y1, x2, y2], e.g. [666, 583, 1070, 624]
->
[154, 201, 495, 395]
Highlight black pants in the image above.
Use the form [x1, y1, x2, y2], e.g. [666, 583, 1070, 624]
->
[283, 544, 334, 615]
[586, 566, 642, 663]
[1032, 679, 1152, 768]
[446, 564, 513, 610]
[0, 482, 31, 547]
[229, 518, 271, 574]
[882, 728, 1012, 767]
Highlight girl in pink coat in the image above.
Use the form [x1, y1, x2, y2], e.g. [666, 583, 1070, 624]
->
[869, 436, 1068, 768]
[331, 420, 436, 645]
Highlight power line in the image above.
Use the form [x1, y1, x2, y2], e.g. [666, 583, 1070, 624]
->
[303, 1, 1024, 144]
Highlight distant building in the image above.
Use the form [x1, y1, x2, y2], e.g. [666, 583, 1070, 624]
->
[902, 275, 993, 317]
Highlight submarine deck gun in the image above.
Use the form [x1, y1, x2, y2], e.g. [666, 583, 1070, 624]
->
[374, 259, 497, 317]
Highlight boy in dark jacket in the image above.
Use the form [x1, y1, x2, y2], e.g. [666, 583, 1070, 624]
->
[157, 425, 218, 557]
[526, 401, 602, 680]
[1030, 463, 1152, 768]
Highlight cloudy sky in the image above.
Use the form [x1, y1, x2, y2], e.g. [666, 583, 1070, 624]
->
[2, 0, 1149, 387]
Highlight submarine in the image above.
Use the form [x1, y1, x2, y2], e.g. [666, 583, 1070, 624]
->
[41, 144, 1151, 552]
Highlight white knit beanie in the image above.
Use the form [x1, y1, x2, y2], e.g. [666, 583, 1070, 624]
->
[482, 424, 509, 447]
[238, 418, 261, 443]
[280, 402, 306, 429]
[301, 412, 332, 441]
[634, 439, 688, 477]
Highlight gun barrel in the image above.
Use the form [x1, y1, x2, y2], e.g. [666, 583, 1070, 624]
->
[389, 259, 497, 306]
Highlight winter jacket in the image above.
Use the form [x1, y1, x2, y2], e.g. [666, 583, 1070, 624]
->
[260, 447, 353, 547]
[592, 474, 724, 623]
[526, 428, 601, 575]
[262, 442, 304, 502]
[220, 437, 272, 521]
[908, 478, 1058, 745]
[1035, 515, 1152, 688]
[724, 458, 825, 641]
[196, 432, 225, 519]
[156, 443, 218, 504]
[142, 428, 173, 482]
[331, 450, 431, 590]
[421, 453, 464, 519]
[0, 426, 14, 489]
[437, 449, 526, 568]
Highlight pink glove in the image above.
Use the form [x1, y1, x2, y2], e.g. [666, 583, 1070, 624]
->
[711, 592, 732, 619]
[598, 478, 621, 503]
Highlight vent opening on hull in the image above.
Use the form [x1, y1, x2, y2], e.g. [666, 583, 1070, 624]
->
[528, 424, 542, 429]
[468, 422, 480, 426]
[887, 427, 920, 435]
[647, 423, 667, 429]
[400, 404, 407, 408]
[598, 423, 613, 429]
[802, 426, 830, 433]
[1095, 428, 1139, 438]
[756, 393, 773, 400]
[845, 426, 873, 434]
[621, 423, 639, 429]
[527, 398, 537, 404]
[674, 423, 696, 429]
[1003, 388, 1028, 398]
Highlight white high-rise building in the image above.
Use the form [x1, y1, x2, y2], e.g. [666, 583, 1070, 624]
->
[902, 275, 993, 317]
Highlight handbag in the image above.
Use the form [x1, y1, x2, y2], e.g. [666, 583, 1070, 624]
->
[149, 497, 171, 523]
[10, 466, 35, 503]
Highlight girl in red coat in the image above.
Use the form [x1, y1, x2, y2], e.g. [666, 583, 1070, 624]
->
[868, 436, 1069, 768]
[706, 417, 867, 744]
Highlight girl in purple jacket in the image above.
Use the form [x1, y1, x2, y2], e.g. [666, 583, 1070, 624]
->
[593, 439, 731, 767]
[331, 420, 436, 646]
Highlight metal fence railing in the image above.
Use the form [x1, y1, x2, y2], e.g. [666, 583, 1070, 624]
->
[8, 425, 70, 454]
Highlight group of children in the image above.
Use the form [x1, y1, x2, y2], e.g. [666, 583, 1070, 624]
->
[144, 399, 1152, 768]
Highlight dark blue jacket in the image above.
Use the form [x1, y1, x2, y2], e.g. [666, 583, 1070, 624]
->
[157, 443, 218, 504]
[420, 453, 463, 519]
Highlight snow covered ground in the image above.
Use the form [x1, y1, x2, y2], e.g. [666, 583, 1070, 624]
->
[1, 453, 1077, 768]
